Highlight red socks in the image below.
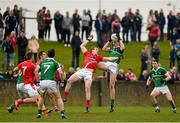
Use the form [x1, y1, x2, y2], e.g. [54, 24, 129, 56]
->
[86, 100, 90, 108]
[64, 91, 69, 99]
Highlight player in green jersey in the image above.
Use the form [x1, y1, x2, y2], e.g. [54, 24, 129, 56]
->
[98, 33, 125, 112]
[35, 49, 66, 119]
[146, 59, 176, 113]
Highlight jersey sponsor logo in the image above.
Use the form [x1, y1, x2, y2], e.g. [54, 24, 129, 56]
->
[89, 55, 97, 61]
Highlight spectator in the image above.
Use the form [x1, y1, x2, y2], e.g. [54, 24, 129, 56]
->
[138, 70, 148, 81]
[102, 16, 111, 45]
[37, 8, 46, 41]
[111, 17, 121, 35]
[54, 11, 63, 42]
[169, 67, 180, 83]
[3, 36, 14, 68]
[8, 31, 16, 66]
[128, 8, 136, 42]
[154, 10, 159, 24]
[3, 6, 10, 20]
[169, 48, 176, 68]
[121, 12, 130, 43]
[175, 39, 180, 72]
[72, 9, 80, 35]
[147, 21, 160, 47]
[147, 9, 155, 28]
[71, 30, 81, 68]
[135, 9, 143, 42]
[44, 9, 52, 40]
[125, 68, 137, 81]
[62, 11, 72, 47]
[144, 44, 151, 66]
[4, 10, 18, 39]
[16, 31, 28, 63]
[111, 9, 120, 22]
[81, 9, 90, 40]
[1, 38, 8, 70]
[95, 13, 103, 48]
[176, 12, 180, 35]
[170, 27, 179, 47]
[167, 10, 176, 40]
[116, 69, 125, 80]
[140, 48, 148, 76]
[87, 9, 93, 35]
[28, 35, 39, 63]
[159, 9, 166, 40]
[13, 4, 20, 36]
[152, 42, 160, 62]
[18, 7, 24, 31]
[0, 13, 3, 42]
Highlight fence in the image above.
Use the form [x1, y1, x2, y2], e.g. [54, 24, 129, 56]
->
[0, 78, 179, 106]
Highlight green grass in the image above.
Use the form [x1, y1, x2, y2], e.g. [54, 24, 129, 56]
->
[1, 40, 171, 76]
[1, 106, 179, 122]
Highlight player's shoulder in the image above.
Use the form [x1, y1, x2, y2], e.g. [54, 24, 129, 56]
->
[159, 66, 166, 71]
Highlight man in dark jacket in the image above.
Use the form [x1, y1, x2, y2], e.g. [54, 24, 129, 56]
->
[16, 31, 28, 63]
[159, 9, 166, 40]
[54, 11, 63, 42]
[4, 10, 18, 39]
[135, 9, 142, 42]
[167, 10, 176, 40]
[72, 9, 80, 35]
[70, 30, 81, 68]
[121, 12, 130, 43]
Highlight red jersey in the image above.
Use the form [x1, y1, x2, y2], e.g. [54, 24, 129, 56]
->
[83, 51, 103, 71]
[149, 26, 160, 38]
[18, 60, 36, 85]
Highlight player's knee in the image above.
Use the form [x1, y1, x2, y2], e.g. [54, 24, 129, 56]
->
[150, 93, 155, 97]
[85, 86, 90, 92]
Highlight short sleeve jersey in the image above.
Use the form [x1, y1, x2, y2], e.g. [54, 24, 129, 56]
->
[18, 60, 36, 85]
[149, 67, 167, 87]
[83, 51, 103, 71]
[17, 70, 23, 84]
[108, 47, 124, 64]
[39, 57, 61, 80]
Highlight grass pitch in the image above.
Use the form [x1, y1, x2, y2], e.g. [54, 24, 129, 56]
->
[1, 106, 179, 122]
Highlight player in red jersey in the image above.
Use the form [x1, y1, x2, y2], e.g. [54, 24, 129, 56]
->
[63, 35, 118, 112]
[8, 53, 41, 117]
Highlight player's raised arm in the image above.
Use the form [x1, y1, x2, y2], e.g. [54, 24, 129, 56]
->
[119, 39, 125, 50]
[102, 41, 110, 51]
[80, 35, 93, 53]
[13, 66, 19, 72]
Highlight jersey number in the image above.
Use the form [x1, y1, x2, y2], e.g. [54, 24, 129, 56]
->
[44, 65, 50, 74]
[22, 66, 27, 75]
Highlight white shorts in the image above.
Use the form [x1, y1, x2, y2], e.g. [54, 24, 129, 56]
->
[153, 86, 170, 95]
[24, 84, 39, 97]
[40, 80, 59, 93]
[16, 83, 25, 93]
[74, 68, 93, 81]
[104, 62, 118, 74]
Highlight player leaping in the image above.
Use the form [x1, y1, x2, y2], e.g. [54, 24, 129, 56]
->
[63, 35, 119, 113]
[98, 33, 125, 112]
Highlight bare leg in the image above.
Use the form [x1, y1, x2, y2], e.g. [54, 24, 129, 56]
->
[165, 92, 176, 113]
[150, 89, 160, 112]
[84, 79, 92, 112]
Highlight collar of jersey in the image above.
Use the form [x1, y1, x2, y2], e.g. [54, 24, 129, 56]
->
[152, 67, 160, 72]
[46, 57, 54, 60]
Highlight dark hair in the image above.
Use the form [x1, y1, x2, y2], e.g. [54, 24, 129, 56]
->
[48, 49, 55, 58]
[89, 46, 99, 52]
[152, 58, 158, 63]
[38, 51, 45, 59]
[26, 52, 33, 60]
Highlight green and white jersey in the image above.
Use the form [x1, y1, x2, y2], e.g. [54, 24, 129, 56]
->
[108, 47, 124, 64]
[149, 67, 167, 87]
[17, 70, 23, 84]
[39, 57, 61, 80]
